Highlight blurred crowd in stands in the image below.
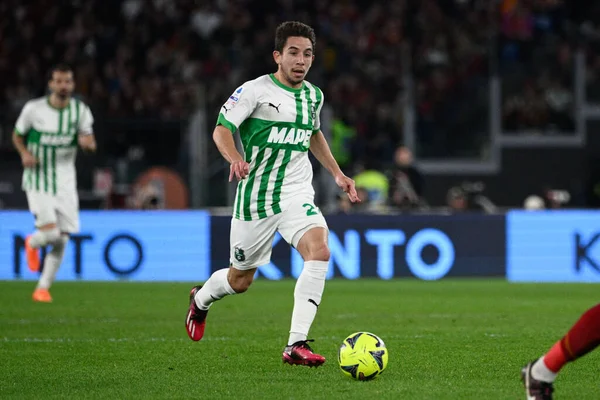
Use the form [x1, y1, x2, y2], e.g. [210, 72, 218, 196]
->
[0, 0, 597, 211]
[498, 0, 600, 133]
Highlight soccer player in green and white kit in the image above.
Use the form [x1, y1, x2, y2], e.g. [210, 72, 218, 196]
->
[185, 21, 360, 366]
[12, 64, 96, 303]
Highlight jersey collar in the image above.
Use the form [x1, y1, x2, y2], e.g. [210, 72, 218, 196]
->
[269, 73, 305, 93]
[46, 96, 71, 110]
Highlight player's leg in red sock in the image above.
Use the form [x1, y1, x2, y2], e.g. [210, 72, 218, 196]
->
[523, 303, 600, 396]
[544, 303, 600, 373]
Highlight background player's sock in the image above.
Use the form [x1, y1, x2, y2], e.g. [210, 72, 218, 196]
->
[37, 236, 68, 289]
[532, 303, 600, 382]
[194, 268, 236, 310]
[288, 260, 328, 345]
[29, 228, 61, 248]
[531, 356, 558, 382]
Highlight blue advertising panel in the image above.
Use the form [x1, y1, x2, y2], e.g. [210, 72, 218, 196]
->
[1, 211, 507, 282]
[210, 214, 506, 280]
[507, 211, 600, 282]
[0, 211, 210, 281]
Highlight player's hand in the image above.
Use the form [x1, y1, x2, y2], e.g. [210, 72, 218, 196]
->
[80, 144, 96, 153]
[20, 151, 37, 168]
[335, 173, 360, 203]
[78, 135, 97, 153]
[229, 160, 250, 182]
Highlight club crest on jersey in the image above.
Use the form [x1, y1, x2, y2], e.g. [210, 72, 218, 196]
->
[234, 247, 246, 262]
[310, 104, 316, 121]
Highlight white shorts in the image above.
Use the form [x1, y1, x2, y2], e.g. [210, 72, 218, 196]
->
[230, 196, 328, 269]
[26, 190, 80, 233]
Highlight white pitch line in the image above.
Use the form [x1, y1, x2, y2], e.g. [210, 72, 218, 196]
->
[5, 318, 121, 325]
[1, 333, 507, 344]
[0, 337, 233, 343]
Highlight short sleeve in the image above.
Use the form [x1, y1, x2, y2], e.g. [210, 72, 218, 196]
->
[14, 102, 33, 135]
[313, 87, 324, 133]
[216, 83, 257, 133]
[78, 103, 94, 135]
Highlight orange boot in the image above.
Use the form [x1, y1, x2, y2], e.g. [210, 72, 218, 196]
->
[32, 288, 52, 303]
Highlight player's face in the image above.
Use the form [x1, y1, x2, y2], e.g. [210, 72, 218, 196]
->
[274, 36, 314, 86]
[49, 71, 75, 100]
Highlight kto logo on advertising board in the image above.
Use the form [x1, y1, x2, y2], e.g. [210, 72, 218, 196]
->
[253, 228, 456, 281]
[0, 211, 210, 281]
[507, 211, 600, 282]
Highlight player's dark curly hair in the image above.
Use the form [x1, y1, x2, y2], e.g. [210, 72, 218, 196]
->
[47, 63, 72, 80]
[274, 21, 316, 53]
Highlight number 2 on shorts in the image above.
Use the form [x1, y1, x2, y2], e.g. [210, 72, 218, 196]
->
[302, 203, 318, 216]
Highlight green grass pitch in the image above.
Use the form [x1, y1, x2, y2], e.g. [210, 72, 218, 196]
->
[1, 279, 598, 399]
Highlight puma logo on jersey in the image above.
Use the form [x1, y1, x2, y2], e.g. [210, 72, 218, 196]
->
[267, 102, 281, 113]
[267, 126, 312, 147]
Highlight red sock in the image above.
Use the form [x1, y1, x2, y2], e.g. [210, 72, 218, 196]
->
[544, 303, 600, 373]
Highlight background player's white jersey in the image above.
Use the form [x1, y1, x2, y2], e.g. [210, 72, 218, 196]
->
[217, 74, 324, 221]
[15, 97, 94, 195]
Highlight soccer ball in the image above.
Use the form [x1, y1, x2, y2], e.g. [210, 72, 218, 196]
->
[338, 332, 388, 381]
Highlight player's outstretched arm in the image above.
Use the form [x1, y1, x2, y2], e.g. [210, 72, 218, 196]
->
[213, 125, 249, 182]
[310, 130, 360, 203]
[12, 130, 37, 167]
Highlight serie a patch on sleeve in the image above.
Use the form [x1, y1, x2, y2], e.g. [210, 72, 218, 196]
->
[224, 86, 244, 111]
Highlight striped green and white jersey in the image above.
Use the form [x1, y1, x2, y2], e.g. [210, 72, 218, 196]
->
[217, 74, 324, 221]
[14, 97, 94, 195]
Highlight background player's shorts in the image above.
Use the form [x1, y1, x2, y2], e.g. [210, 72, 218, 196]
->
[229, 196, 328, 270]
[26, 190, 80, 233]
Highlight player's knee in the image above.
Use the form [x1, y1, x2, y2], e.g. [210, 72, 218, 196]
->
[52, 235, 69, 253]
[297, 227, 330, 261]
[42, 228, 61, 246]
[307, 243, 330, 262]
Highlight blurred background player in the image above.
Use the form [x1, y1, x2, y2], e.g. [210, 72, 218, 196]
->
[12, 64, 97, 302]
[185, 21, 359, 367]
[521, 303, 600, 399]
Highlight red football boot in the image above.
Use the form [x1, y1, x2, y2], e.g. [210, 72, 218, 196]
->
[185, 285, 208, 341]
[282, 340, 326, 367]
